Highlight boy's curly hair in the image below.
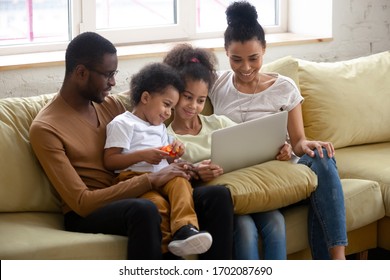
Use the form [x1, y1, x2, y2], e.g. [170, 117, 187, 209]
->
[130, 62, 185, 107]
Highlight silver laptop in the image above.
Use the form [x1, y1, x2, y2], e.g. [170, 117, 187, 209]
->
[211, 111, 288, 173]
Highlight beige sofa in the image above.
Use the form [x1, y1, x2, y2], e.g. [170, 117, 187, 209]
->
[0, 51, 388, 259]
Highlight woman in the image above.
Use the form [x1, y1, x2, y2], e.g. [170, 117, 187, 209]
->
[209, 1, 347, 259]
[163, 43, 287, 260]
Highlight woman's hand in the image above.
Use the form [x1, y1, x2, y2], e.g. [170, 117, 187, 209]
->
[276, 142, 292, 161]
[194, 159, 224, 182]
[301, 140, 335, 158]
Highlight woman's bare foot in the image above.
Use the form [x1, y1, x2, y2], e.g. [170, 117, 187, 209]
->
[330, 246, 346, 260]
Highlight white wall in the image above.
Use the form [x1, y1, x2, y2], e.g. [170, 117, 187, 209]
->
[1, 0, 389, 99]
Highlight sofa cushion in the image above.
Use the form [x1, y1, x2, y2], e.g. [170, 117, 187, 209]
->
[0, 212, 127, 259]
[0, 94, 61, 213]
[334, 142, 390, 216]
[298, 51, 390, 149]
[282, 178, 384, 254]
[261, 55, 300, 87]
[342, 179, 385, 231]
[204, 160, 318, 214]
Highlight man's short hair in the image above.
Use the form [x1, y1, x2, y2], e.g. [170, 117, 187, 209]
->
[65, 32, 117, 75]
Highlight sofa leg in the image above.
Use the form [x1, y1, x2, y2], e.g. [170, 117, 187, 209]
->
[355, 250, 368, 260]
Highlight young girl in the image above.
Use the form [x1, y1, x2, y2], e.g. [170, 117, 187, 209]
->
[209, 1, 347, 259]
[104, 62, 212, 258]
[164, 43, 287, 260]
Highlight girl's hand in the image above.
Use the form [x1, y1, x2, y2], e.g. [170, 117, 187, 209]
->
[276, 142, 292, 161]
[173, 158, 199, 178]
[160, 141, 185, 159]
[194, 159, 224, 182]
[302, 140, 335, 158]
[170, 140, 185, 158]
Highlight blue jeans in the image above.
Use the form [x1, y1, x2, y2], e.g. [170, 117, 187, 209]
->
[233, 210, 286, 260]
[298, 148, 348, 259]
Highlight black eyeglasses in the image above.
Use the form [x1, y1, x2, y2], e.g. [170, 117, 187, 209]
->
[89, 69, 119, 80]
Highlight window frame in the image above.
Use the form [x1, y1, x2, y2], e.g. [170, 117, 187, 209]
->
[0, 0, 287, 56]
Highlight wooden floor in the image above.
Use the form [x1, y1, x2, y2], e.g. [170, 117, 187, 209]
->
[367, 248, 390, 260]
[347, 248, 390, 260]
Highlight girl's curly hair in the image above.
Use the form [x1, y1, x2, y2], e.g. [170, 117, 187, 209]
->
[163, 43, 218, 90]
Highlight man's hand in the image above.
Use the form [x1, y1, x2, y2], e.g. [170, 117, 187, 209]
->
[147, 161, 191, 189]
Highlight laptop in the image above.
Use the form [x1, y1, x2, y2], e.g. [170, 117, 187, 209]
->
[211, 111, 288, 173]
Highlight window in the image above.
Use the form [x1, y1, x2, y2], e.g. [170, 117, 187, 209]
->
[96, 0, 176, 30]
[0, 0, 286, 55]
[196, 0, 284, 34]
[0, 0, 70, 46]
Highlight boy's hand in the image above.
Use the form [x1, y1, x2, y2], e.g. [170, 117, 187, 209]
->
[143, 148, 170, 165]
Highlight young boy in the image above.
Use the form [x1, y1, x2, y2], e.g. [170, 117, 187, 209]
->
[103, 62, 212, 258]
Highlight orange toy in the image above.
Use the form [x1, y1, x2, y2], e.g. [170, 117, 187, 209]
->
[160, 144, 182, 157]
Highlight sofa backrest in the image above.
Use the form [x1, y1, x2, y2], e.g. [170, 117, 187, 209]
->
[0, 52, 348, 212]
[0, 93, 62, 213]
[298, 51, 390, 149]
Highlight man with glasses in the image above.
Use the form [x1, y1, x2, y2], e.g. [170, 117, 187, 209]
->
[29, 32, 233, 260]
[88, 69, 119, 81]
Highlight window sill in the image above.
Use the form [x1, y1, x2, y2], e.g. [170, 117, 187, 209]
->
[0, 33, 331, 71]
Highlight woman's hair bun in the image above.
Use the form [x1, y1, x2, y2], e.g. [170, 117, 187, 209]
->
[226, 1, 258, 27]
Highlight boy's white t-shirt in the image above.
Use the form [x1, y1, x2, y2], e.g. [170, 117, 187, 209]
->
[105, 111, 170, 173]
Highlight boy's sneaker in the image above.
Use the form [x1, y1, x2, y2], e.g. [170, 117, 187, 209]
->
[168, 225, 213, 257]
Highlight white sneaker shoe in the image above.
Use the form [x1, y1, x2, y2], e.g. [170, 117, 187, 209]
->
[168, 225, 213, 257]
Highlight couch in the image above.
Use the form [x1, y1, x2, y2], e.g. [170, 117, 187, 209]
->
[0, 51, 389, 260]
